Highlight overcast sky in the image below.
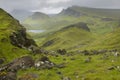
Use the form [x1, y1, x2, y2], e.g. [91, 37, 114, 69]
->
[0, 0, 120, 14]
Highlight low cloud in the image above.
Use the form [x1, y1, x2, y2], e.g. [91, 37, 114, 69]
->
[0, 0, 120, 14]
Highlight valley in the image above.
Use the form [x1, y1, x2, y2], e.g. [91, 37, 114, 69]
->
[0, 5, 120, 80]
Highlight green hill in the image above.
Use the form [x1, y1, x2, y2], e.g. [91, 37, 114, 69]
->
[23, 6, 120, 34]
[22, 6, 120, 51]
[26, 12, 50, 21]
[61, 6, 120, 18]
[1, 7, 120, 80]
[24, 12, 50, 30]
[84, 28, 120, 50]
[0, 8, 36, 62]
[37, 20, 120, 51]
[40, 22, 95, 50]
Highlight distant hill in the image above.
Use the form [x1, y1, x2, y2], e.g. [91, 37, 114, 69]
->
[24, 12, 50, 28]
[23, 6, 120, 51]
[59, 8, 81, 17]
[10, 9, 33, 21]
[60, 6, 120, 18]
[39, 22, 120, 50]
[23, 6, 120, 31]
[29, 12, 50, 20]
[40, 22, 94, 50]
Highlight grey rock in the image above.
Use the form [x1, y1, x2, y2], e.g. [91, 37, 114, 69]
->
[0, 58, 4, 64]
[108, 66, 115, 70]
[62, 77, 71, 80]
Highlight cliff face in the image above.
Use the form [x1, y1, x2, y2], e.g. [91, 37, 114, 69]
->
[59, 8, 81, 17]
[0, 8, 38, 61]
[9, 27, 37, 48]
[0, 8, 37, 48]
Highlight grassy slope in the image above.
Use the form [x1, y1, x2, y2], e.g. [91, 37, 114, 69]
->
[23, 6, 120, 31]
[18, 50, 120, 80]
[35, 17, 119, 51]
[0, 9, 30, 62]
[17, 28, 120, 80]
[23, 12, 50, 30]
[23, 6, 119, 49]
[14, 7, 120, 80]
[29, 15, 118, 46]
[39, 27, 95, 50]
[83, 28, 120, 50]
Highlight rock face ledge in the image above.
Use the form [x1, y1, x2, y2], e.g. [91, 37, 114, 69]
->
[62, 22, 90, 32]
[9, 27, 37, 48]
[0, 8, 37, 49]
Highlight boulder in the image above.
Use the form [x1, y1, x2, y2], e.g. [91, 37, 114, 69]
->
[82, 50, 90, 55]
[0, 71, 7, 80]
[108, 66, 115, 70]
[56, 71, 62, 75]
[0, 71, 17, 80]
[40, 56, 49, 62]
[6, 72, 17, 80]
[57, 49, 67, 55]
[8, 56, 34, 72]
[98, 49, 107, 54]
[18, 73, 38, 80]
[0, 58, 4, 64]
[85, 57, 92, 63]
[56, 63, 66, 68]
[62, 77, 71, 80]
[35, 56, 55, 69]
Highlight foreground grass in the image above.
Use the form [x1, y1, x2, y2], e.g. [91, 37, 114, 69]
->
[18, 51, 120, 80]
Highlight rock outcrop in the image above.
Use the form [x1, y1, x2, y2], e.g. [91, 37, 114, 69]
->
[0, 56, 34, 72]
[62, 22, 90, 32]
[0, 8, 38, 52]
[59, 8, 81, 17]
[35, 56, 55, 69]
[9, 27, 37, 48]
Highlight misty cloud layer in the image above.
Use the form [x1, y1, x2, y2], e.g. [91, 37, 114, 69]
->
[0, 0, 120, 14]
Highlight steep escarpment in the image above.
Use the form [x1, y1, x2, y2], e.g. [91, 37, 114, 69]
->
[0, 8, 56, 80]
[9, 27, 37, 48]
[0, 8, 37, 61]
[59, 7, 81, 17]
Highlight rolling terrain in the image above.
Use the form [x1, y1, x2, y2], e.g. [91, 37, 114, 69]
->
[23, 6, 120, 31]
[23, 6, 120, 50]
[40, 22, 95, 50]
[0, 6, 120, 80]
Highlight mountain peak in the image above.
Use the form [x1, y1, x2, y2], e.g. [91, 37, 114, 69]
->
[10, 9, 33, 21]
[59, 7, 81, 17]
[30, 12, 49, 19]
